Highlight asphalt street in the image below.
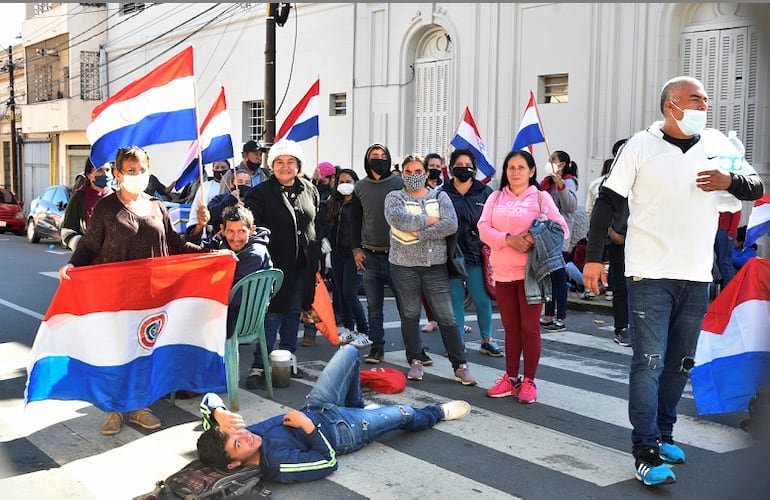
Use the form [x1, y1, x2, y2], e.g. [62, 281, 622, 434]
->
[0, 233, 767, 499]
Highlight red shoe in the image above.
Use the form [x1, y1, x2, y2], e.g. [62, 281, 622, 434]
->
[517, 377, 537, 404]
[486, 373, 521, 398]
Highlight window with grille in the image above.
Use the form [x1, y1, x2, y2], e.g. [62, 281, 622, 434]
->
[541, 74, 569, 103]
[244, 100, 265, 143]
[681, 26, 759, 162]
[80, 51, 101, 100]
[330, 93, 346, 116]
[30, 64, 55, 103]
[120, 3, 145, 15]
[33, 3, 55, 16]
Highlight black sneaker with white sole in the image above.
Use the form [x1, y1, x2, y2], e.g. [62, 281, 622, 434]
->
[245, 366, 265, 389]
[614, 328, 632, 347]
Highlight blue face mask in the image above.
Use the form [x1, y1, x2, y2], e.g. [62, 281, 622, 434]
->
[93, 175, 110, 188]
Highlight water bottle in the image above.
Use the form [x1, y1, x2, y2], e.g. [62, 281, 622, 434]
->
[716, 130, 744, 212]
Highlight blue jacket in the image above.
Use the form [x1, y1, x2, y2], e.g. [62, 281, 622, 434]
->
[201, 394, 338, 483]
[526, 219, 566, 304]
[440, 179, 493, 266]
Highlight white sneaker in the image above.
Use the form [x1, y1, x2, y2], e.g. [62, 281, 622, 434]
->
[350, 333, 373, 349]
[440, 400, 471, 420]
[338, 328, 356, 344]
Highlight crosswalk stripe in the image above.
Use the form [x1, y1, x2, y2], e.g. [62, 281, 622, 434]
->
[384, 351, 753, 454]
[173, 387, 518, 498]
[296, 362, 632, 487]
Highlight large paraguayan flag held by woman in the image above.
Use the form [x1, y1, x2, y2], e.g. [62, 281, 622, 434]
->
[86, 46, 198, 168]
[25, 253, 236, 413]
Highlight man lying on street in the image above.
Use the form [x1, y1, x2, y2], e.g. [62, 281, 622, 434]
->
[196, 345, 471, 483]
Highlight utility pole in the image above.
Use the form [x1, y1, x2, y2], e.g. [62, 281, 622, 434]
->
[7, 45, 19, 197]
[264, 3, 276, 149]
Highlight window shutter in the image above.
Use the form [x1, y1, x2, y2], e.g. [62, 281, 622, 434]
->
[414, 58, 450, 155]
[745, 26, 759, 163]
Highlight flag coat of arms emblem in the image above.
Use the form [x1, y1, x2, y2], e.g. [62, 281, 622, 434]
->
[25, 253, 236, 413]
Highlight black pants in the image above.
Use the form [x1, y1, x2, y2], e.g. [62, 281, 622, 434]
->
[608, 242, 628, 333]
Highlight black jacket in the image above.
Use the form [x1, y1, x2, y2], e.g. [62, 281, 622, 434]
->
[440, 179, 493, 266]
[243, 176, 320, 312]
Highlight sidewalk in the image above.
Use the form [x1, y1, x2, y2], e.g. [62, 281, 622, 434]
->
[566, 290, 614, 314]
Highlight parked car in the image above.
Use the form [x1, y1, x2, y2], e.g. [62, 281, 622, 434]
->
[0, 187, 25, 236]
[27, 184, 71, 243]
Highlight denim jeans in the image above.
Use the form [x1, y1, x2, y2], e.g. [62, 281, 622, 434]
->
[362, 252, 399, 346]
[627, 278, 708, 455]
[564, 262, 583, 288]
[449, 264, 493, 342]
[303, 345, 443, 455]
[544, 267, 568, 320]
[253, 272, 304, 368]
[332, 252, 368, 334]
[390, 264, 467, 369]
[714, 229, 735, 287]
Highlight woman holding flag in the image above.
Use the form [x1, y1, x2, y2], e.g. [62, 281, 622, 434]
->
[59, 146, 209, 436]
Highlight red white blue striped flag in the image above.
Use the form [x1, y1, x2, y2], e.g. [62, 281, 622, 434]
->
[25, 253, 236, 413]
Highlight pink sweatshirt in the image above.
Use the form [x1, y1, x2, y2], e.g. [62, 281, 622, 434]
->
[477, 185, 569, 282]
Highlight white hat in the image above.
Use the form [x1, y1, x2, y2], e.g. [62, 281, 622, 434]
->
[267, 139, 305, 168]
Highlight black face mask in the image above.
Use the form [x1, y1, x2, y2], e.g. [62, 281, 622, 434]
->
[246, 160, 261, 171]
[428, 169, 442, 180]
[369, 158, 391, 176]
[317, 184, 331, 194]
[235, 185, 251, 199]
[452, 167, 474, 183]
[213, 169, 229, 182]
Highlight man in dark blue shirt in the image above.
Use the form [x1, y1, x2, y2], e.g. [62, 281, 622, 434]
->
[196, 345, 470, 483]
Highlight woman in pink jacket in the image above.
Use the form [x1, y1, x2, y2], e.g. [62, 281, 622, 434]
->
[478, 150, 569, 403]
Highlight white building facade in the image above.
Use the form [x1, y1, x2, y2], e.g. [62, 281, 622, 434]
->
[16, 2, 770, 247]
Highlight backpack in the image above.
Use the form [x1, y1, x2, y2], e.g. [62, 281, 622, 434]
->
[138, 459, 269, 499]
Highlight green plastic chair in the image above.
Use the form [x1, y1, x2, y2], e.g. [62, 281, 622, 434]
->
[225, 268, 284, 411]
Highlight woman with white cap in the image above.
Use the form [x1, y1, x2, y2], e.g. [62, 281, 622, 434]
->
[241, 139, 322, 390]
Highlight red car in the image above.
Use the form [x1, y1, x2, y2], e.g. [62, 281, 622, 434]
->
[0, 187, 25, 236]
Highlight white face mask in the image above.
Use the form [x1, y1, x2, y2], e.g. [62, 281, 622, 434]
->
[670, 102, 707, 136]
[120, 172, 150, 195]
[337, 183, 355, 196]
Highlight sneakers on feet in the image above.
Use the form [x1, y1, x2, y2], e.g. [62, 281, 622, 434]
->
[418, 347, 433, 366]
[440, 400, 471, 420]
[350, 333, 373, 349]
[634, 448, 676, 486]
[543, 319, 566, 332]
[338, 328, 357, 345]
[300, 335, 316, 347]
[605, 290, 614, 301]
[365, 346, 384, 364]
[407, 359, 424, 381]
[580, 290, 596, 299]
[539, 317, 554, 327]
[100, 412, 124, 435]
[659, 439, 686, 464]
[453, 364, 478, 386]
[245, 366, 266, 389]
[487, 373, 521, 398]
[463, 324, 472, 334]
[517, 377, 537, 404]
[614, 328, 632, 347]
[129, 408, 161, 430]
[479, 338, 504, 357]
[421, 320, 438, 333]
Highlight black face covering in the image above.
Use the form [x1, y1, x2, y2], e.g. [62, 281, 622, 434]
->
[452, 167, 474, 183]
[369, 158, 391, 176]
[428, 169, 442, 180]
[213, 170, 228, 182]
[235, 185, 251, 199]
[246, 160, 261, 171]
